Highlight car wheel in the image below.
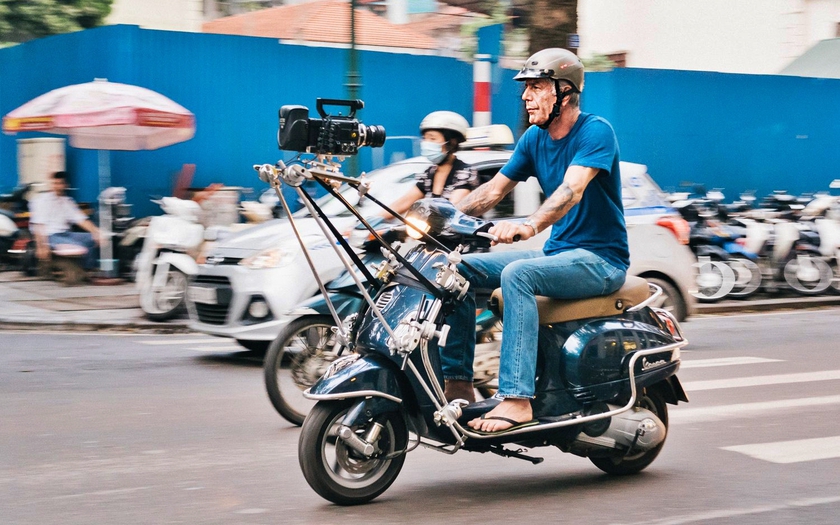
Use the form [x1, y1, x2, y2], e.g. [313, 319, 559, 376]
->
[644, 276, 687, 322]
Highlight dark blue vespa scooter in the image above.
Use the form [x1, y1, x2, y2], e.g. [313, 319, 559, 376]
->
[256, 159, 689, 507]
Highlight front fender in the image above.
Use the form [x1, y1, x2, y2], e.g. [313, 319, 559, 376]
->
[305, 354, 404, 403]
[156, 252, 198, 276]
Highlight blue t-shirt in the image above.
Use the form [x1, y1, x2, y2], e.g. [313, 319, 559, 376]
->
[501, 113, 630, 271]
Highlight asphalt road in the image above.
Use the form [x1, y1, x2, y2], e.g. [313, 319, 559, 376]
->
[2, 309, 840, 524]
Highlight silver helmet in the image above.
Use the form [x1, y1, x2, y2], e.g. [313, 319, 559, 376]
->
[514, 48, 584, 93]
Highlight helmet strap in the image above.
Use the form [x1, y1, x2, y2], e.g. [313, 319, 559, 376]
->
[538, 80, 564, 130]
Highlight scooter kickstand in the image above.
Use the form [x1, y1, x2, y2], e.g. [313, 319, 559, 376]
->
[489, 445, 544, 465]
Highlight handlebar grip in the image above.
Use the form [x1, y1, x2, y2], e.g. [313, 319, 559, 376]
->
[513, 234, 521, 242]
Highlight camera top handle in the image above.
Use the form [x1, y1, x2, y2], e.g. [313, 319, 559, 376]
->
[315, 98, 364, 119]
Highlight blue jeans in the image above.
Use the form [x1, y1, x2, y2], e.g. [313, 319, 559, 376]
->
[441, 248, 626, 399]
[48, 231, 98, 270]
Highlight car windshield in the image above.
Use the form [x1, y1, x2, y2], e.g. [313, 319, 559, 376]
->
[292, 161, 429, 218]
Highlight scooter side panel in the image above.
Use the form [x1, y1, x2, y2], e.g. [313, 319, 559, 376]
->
[561, 317, 678, 403]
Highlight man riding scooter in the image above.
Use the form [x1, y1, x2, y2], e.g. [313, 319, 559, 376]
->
[442, 48, 630, 434]
[30, 171, 101, 273]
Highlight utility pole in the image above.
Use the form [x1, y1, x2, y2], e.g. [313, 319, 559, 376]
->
[346, 0, 361, 177]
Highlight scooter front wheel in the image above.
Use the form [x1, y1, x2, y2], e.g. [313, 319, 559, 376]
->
[263, 315, 339, 426]
[299, 400, 407, 505]
[589, 388, 668, 475]
[140, 268, 187, 321]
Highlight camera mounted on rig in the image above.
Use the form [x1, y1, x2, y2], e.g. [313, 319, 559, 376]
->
[277, 98, 386, 156]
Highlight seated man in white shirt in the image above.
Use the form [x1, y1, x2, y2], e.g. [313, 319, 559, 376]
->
[29, 171, 101, 270]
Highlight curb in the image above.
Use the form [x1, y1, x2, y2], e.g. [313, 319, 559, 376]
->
[0, 319, 192, 334]
[694, 295, 840, 315]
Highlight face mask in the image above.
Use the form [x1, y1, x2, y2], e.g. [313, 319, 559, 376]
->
[420, 140, 447, 165]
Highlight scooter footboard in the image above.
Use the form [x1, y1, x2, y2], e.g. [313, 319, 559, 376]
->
[304, 354, 406, 404]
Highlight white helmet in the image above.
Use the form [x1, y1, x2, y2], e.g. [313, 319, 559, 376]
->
[419, 111, 469, 143]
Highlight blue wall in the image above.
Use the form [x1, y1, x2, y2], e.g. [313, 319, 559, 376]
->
[0, 25, 493, 216]
[583, 68, 840, 197]
[2, 25, 840, 219]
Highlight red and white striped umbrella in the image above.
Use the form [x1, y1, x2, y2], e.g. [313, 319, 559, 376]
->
[2, 79, 195, 150]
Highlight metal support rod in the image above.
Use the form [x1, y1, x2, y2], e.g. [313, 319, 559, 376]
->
[317, 180, 444, 298]
[268, 183, 345, 333]
[298, 186, 378, 287]
[293, 186, 400, 344]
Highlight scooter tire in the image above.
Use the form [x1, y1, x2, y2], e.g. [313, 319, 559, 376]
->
[140, 269, 187, 321]
[783, 254, 833, 296]
[299, 400, 407, 505]
[726, 256, 762, 298]
[263, 315, 340, 426]
[589, 388, 668, 475]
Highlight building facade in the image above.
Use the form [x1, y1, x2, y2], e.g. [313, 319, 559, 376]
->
[578, 0, 840, 74]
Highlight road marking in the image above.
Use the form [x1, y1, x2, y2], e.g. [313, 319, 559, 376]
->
[136, 338, 224, 345]
[682, 369, 840, 391]
[671, 395, 840, 424]
[616, 496, 840, 525]
[722, 436, 840, 464]
[680, 356, 782, 369]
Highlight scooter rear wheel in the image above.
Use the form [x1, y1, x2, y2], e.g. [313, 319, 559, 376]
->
[299, 400, 407, 505]
[589, 388, 668, 475]
[263, 315, 339, 426]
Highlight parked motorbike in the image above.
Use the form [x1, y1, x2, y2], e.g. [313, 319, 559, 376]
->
[736, 212, 833, 295]
[263, 221, 500, 425]
[0, 183, 36, 274]
[256, 157, 688, 505]
[138, 187, 260, 320]
[673, 198, 761, 300]
[136, 196, 206, 320]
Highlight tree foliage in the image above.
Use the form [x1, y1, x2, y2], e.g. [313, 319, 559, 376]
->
[0, 0, 113, 44]
[524, 0, 577, 56]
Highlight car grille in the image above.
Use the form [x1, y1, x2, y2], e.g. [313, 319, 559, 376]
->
[193, 275, 232, 325]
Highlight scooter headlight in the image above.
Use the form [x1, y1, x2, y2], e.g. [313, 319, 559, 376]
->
[406, 217, 430, 240]
[239, 248, 293, 269]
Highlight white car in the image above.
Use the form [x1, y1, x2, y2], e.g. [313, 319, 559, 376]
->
[187, 139, 695, 350]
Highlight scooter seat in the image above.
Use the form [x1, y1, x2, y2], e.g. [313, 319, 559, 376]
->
[489, 275, 651, 325]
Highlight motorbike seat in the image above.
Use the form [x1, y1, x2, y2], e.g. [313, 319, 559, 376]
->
[489, 275, 651, 324]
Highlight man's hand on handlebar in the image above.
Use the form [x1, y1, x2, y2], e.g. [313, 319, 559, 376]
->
[488, 220, 536, 245]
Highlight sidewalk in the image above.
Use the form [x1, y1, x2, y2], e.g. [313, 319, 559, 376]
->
[1, 271, 839, 332]
[0, 272, 191, 332]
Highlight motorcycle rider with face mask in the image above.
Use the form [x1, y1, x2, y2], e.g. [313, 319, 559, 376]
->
[379, 111, 479, 219]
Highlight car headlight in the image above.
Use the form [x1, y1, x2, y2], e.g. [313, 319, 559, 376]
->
[239, 248, 294, 269]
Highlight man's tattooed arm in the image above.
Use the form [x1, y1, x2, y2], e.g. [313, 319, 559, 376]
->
[456, 173, 518, 217]
[527, 166, 600, 233]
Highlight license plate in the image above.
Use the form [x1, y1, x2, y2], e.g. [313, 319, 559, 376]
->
[189, 286, 217, 305]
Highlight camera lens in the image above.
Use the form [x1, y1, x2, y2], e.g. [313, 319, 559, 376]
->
[359, 124, 386, 148]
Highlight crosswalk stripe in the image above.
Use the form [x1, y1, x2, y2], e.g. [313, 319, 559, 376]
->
[671, 395, 840, 424]
[136, 338, 224, 346]
[722, 436, 840, 463]
[680, 357, 782, 369]
[682, 369, 840, 392]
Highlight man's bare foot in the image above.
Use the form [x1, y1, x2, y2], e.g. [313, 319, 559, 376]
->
[467, 398, 534, 432]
